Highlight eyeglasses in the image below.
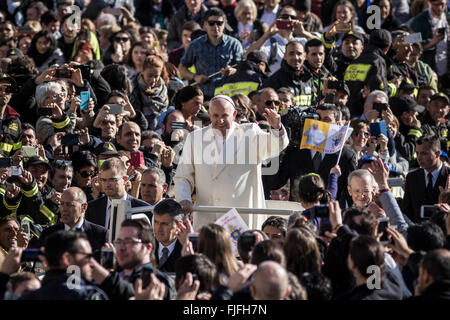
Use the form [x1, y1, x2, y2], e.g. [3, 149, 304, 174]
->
[113, 239, 144, 247]
[265, 100, 281, 106]
[279, 14, 297, 20]
[355, 131, 369, 138]
[207, 20, 224, 26]
[54, 160, 72, 167]
[99, 177, 122, 184]
[69, 251, 94, 259]
[114, 37, 130, 42]
[79, 171, 95, 178]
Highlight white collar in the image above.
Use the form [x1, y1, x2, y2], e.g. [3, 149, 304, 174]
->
[425, 162, 443, 177]
[107, 193, 128, 207]
[64, 218, 85, 231]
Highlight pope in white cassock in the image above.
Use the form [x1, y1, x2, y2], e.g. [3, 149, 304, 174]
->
[173, 95, 289, 230]
[304, 122, 326, 147]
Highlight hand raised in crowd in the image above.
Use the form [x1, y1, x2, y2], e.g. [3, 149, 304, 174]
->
[262, 107, 282, 130]
[328, 200, 343, 232]
[434, 202, 450, 213]
[367, 201, 387, 218]
[366, 136, 378, 155]
[330, 164, 341, 176]
[134, 273, 166, 300]
[47, 132, 66, 150]
[324, 20, 340, 40]
[37, 144, 47, 160]
[377, 134, 388, 153]
[78, 128, 90, 146]
[176, 272, 200, 300]
[16, 227, 30, 248]
[368, 157, 390, 190]
[12, 149, 24, 166]
[438, 174, 450, 194]
[161, 146, 175, 168]
[181, 238, 195, 257]
[34, 68, 57, 85]
[18, 169, 33, 186]
[176, 217, 194, 245]
[386, 227, 414, 262]
[0, 246, 23, 275]
[239, 29, 251, 42]
[5, 183, 21, 199]
[123, 96, 136, 119]
[69, 95, 80, 113]
[46, 102, 63, 119]
[267, 19, 281, 37]
[365, 108, 381, 123]
[220, 65, 237, 77]
[179, 199, 193, 215]
[430, 29, 445, 46]
[226, 264, 258, 293]
[381, 108, 394, 126]
[0, 168, 9, 184]
[51, 191, 62, 206]
[66, 66, 84, 87]
[91, 176, 102, 200]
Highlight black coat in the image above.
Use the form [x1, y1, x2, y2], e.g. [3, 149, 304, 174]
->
[401, 164, 449, 223]
[85, 194, 152, 229]
[264, 146, 356, 202]
[19, 269, 108, 300]
[39, 219, 108, 256]
[409, 280, 450, 300]
[155, 240, 182, 273]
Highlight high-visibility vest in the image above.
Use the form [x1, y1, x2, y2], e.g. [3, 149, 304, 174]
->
[344, 64, 372, 82]
[214, 81, 259, 97]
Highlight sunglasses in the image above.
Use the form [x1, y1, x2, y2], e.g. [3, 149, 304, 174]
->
[355, 132, 369, 138]
[265, 100, 281, 106]
[114, 37, 130, 42]
[207, 20, 224, 26]
[79, 171, 95, 178]
[279, 14, 297, 20]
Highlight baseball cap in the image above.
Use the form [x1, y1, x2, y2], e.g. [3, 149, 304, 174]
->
[94, 142, 119, 156]
[391, 95, 424, 117]
[247, 50, 271, 73]
[6, 48, 23, 58]
[430, 92, 450, 105]
[369, 29, 392, 49]
[0, 73, 17, 86]
[337, 81, 350, 96]
[342, 31, 364, 43]
[24, 156, 52, 171]
[358, 155, 377, 169]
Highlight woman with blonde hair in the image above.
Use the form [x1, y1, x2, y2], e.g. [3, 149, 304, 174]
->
[233, 0, 264, 49]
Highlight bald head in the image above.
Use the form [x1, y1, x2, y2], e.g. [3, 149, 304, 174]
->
[257, 88, 279, 116]
[251, 261, 289, 300]
[63, 187, 87, 204]
[209, 95, 237, 136]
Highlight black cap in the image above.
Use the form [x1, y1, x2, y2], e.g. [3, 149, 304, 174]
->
[247, 50, 271, 73]
[399, 78, 417, 91]
[94, 142, 119, 156]
[391, 95, 424, 117]
[430, 92, 450, 105]
[24, 156, 52, 171]
[337, 81, 350, 96]
[342, 31, 364, 43]
[369, 29, 392, 49]
[0, 73, 17, 86]
[6, 48, 23, 58]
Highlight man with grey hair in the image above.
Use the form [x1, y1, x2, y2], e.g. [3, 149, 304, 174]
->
[250, 261, 290, 300]
[174, 94, 289, 229]
[140, 167, 168, 205]
[347, 169, 378, 208]
[39, 187, 108, 256]
[362, 90, 390, 123]
[35, 81, 76, 145]
[153, 199, 184, 272]
[254, 87, 281, 121]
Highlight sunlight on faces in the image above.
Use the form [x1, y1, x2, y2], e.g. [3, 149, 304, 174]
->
[284, 42, 305, 70]
[117, 122, 141, 152]
[154, 213, 178, 246]
[0, 220, 19, 250]
[140, 171, 167, 205]
[99, 168, 128, 198]
[59, 189, 87, 227]
[347, 176, 376, 207]
[115, 226, 151, 270]
[209, 98, 237, 136]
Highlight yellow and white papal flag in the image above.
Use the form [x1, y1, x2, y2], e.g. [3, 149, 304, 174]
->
[300, 119, 353, 154]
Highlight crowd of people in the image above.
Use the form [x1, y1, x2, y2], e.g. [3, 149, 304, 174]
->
[0, 0, 449, 301]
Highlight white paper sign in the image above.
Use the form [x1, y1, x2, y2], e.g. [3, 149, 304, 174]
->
[215, 208, 249, 256]
[405, 33, 422, 44]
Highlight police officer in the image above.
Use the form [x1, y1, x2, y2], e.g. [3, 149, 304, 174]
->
[420, 93, 450, 154]
[345, 29, 392, 117]
[214, 50, 269, 97]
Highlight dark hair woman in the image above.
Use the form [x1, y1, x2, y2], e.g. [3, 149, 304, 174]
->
[28, 30, 64, 73]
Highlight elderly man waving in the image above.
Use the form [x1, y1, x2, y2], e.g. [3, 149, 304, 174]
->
[174, 94, 289, 230]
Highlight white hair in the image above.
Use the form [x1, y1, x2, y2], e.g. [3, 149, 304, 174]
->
[368, 90, 388, 103]
[348, 169, 377, 189]
[96, 13, 117, 27]
[35, 81, 63, 108]
[210, 95, 236, 110]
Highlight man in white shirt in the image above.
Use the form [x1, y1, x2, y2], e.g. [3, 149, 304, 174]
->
[153, 199, 184, 272]
[260, 0, 280, 27]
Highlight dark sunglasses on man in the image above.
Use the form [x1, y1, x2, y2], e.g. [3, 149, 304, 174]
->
[79, 171, 95, 178]
[265, 100, 281, 106]
[279, 14, 297, 20]
[114, 37, 130, 42]
[207, 20, 224, 26]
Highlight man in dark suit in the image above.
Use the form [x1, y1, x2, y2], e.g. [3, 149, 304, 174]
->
[153, 199, 184, 273]
[402, 135, 449, 222]
[265, 104, 357, 201]
[85, 157, 151, 230]
[39, 187, 108, 256]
